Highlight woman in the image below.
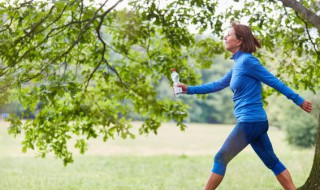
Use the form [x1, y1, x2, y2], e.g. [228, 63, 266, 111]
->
[177, 23, 312, 190]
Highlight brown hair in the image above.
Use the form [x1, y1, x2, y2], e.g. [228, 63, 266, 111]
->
[231, 22, 261, 53]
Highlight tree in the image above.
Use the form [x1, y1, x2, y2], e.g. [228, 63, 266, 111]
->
[0, 0, 319, 188]
[0, 0, 218, 165]
[304, 112, 320, 190]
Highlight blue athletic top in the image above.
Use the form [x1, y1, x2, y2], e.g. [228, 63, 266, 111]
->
[187, 50, 304, 122]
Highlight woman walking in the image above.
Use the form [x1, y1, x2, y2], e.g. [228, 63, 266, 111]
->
[177, 23, 312, 190]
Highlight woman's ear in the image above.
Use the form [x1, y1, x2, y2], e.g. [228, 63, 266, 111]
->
[237, 38, 243, 47]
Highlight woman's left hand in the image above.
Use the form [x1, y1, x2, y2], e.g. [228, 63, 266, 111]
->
[301, 100, 312, 113]
[177, 83, 188, 94]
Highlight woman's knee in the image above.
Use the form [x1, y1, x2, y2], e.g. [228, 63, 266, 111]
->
[212, 161, 227, 176]
[214, 151, 230, 165]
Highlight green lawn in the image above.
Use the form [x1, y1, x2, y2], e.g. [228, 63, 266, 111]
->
[0, 121, 314, 190]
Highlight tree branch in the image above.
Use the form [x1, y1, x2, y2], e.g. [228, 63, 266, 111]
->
[277, 0, 320, 31]
[14, 2, 71, 65]
[13, 5, 56, 47]
[84, 0, 125, 90]
[294, 12, 320, 56]
[0, 16, 13, 33]
[50, 0, 109, 66]
[98, 0, 123, 19]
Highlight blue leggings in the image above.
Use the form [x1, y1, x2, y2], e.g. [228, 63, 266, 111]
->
[212, 120, 286, 176]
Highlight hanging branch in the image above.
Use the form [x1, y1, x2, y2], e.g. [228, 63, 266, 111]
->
[84, 0, 126, 90]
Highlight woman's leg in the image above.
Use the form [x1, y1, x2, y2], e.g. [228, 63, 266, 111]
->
[206, 123, 250, 190]
[276, 169, 296, 190]
[204, 173, 224, 190]
[250, 122, 296, 190]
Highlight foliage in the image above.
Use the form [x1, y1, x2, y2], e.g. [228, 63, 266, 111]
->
[0, 0, 222, 165]
[0, 0, 319, 165]
[285, 111, 318, 148]
[267, 92, 320, 148]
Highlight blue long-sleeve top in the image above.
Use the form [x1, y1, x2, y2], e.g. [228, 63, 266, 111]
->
[187, 51, 304, 122]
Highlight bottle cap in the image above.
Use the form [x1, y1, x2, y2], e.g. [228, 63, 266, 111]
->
[171, 68, 176, 72]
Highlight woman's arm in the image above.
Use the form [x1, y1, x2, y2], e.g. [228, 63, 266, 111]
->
[244, 56, 312, 112]
[178, 69, 232, 95]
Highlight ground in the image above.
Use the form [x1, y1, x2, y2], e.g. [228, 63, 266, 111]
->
[0, 121, 314, 190]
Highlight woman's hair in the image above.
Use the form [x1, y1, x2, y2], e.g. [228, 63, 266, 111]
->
[231, 22, 261, 53]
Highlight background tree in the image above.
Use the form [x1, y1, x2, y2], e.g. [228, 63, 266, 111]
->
[0, 0, 319, 188]
[266, 91, 319, 148]
[184, 56, 235, 124]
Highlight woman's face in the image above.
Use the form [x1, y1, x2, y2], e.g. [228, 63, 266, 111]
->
[224, 27, 242, 54]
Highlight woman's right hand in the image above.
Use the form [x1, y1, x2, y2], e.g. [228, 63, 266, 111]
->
[177, 83, 188, 94]
[301, 100, 312, 113]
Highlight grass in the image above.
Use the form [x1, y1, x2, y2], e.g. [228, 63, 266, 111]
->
[0, 121, 314, 190]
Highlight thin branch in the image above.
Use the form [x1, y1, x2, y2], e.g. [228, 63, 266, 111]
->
[282, 5, 295, 55]
[295, 12, 320, 56]
[13, 5, 56, 46]
[105, 43, 144, 65]
[84, 10, 106, 90]
[105, 59, 127, 88]
[97, 0, 123, 19]
[51, 0, 109, 64]
[84, 57, 104, 91]
[146, 0, 153, 70]
[62, 57, 68, 81]
[84, 0, 126, 90]
[78, 0, 84, 30]
[14, 2, 71, 65]
[0, 16, 14, 33]
[15, 0, 33, 9]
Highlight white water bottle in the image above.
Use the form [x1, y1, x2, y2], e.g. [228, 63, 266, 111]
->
[171, 68, 183, 97]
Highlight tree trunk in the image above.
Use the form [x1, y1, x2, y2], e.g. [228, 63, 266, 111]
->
[298, 112, 320, 190]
